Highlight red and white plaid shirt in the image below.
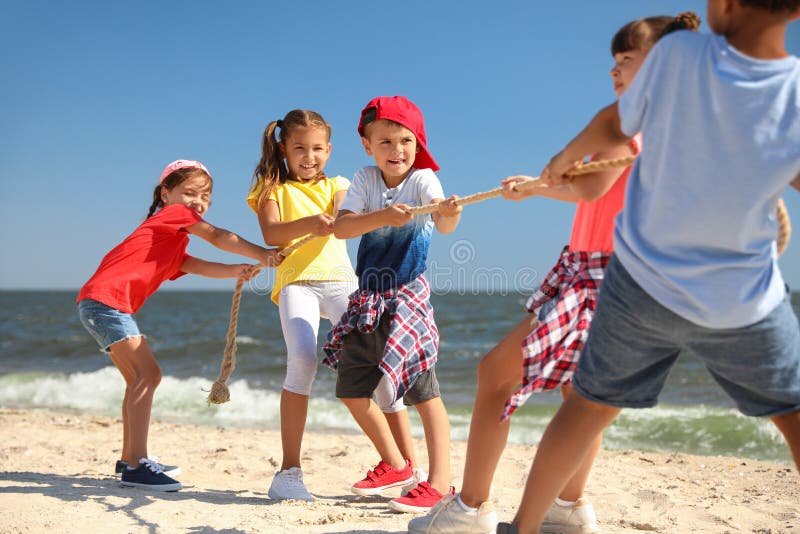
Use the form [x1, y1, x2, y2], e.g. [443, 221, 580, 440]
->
[323, 275, 439, 402]
[502, 247, 610, 420]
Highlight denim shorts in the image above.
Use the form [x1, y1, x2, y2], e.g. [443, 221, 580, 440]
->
[572, 255, 800, 417]
[77, 299, 143, 353]
[336, 313, 440, 406]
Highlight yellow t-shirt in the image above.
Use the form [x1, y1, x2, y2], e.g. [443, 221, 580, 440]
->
[247, 176, 356, 304]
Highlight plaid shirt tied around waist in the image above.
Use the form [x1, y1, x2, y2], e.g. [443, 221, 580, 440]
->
[323, 275, 439, 402]
[502, 247, 611, 420]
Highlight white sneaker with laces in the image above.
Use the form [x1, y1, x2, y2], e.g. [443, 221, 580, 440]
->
[401, 467, 428, 496]
[407, 493, 497, 534]
[268, 467, 314, 501]
[148, 455, 181, 477]
[541, 497, 600, 534]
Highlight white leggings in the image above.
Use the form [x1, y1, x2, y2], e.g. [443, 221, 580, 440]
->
[278, 281, 404, 412]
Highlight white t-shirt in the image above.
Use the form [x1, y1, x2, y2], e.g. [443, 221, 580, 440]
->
[340, 166, 444, 291]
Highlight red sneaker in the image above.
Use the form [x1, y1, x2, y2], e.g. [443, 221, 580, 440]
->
[388, 481, 455, 513]
[351, 459, 413, 496]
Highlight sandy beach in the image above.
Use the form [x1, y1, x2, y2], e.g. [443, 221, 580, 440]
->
[0, 407, 797, 533]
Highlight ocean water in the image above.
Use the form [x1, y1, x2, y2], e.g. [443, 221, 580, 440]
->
[0, 289, 797, 464]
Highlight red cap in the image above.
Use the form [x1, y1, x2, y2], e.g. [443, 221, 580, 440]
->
[357, 95, 439, 172]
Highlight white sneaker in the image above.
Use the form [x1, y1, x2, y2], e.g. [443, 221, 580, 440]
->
[541, 498, 600, 534]
[407, 493, 497, 534]
[401, 467, 428, 496]
[268, 467, 314, 501]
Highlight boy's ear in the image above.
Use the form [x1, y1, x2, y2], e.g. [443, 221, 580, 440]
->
[361, 136, 373, 156]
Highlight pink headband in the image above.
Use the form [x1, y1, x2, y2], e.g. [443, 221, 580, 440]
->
[159, 159, 211, 183]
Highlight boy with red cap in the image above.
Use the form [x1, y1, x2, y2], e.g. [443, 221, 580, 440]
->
[323, 95, 462, 512]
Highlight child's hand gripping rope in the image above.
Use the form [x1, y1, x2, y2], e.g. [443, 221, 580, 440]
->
[206, 248, 290, 405]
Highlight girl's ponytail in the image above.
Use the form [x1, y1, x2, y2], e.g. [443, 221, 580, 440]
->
[664, 12, 701, 35]
[147, 185, 164, 218]
[251, 120, 288, 211]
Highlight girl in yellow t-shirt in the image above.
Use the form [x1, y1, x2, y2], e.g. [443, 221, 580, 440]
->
[248, 109, 421, 501]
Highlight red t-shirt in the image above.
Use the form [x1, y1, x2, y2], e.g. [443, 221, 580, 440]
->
[77, 204, 203, 313]
[568, 135, 641, 253]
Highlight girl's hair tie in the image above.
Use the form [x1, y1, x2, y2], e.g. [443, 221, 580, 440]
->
[276, 119, 284, 129]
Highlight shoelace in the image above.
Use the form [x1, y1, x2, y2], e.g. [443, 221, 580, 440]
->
[138, 457, 165, 474]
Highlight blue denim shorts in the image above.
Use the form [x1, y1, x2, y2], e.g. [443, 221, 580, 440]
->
[77, 299, 143, 353]
[572, 255, 800, 417]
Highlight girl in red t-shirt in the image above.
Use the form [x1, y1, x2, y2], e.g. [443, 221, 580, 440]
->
[77, 159, 282, 492]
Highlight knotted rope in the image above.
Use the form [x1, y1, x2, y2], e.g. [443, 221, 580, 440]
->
[206, 241, 302, 404]
[207, 156, 791, 403]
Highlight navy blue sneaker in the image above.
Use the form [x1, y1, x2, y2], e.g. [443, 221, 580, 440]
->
[120, 458, 182, 492]
[115, 456, 181, 477]
[115, 460, 127, 476]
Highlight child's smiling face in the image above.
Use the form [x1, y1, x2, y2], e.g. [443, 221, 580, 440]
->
[280, 125, 332, 182]
[361, 119, 420, 184]
[162, 174, 212, 215]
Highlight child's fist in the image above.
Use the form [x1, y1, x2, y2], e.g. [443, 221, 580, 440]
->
[310, 213, 335, 237]
[437, 196, 462, 217]
[384, 203, 414, 227]
[261, 248, 284, 267]
[501, 175, 545, 201]
[237, 264, 262, 281]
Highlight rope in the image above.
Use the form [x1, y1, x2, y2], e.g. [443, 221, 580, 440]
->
[207, 277, 246, 404]
[777, 197, 791, 256]
[407, 156, 637, 215]
[206, 235, 317, 404]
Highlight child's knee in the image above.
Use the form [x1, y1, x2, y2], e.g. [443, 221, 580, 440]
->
[476, 357, 518, 393]
[284, 352, 318, 394]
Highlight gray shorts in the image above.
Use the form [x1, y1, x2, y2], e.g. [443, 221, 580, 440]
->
[336, 313, 440, 406]
[573, 255, 800, 417]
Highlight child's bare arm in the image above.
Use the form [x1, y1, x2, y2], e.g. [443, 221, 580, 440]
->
[332, 189, 348, 216]
[432, 196, 462, 234]
[502, 176, 580, 203]
[541, 103, 632, 187]
[186, 221, 282, 267]
[257, 199, 334, 246]
[567, 143, 637, 202]
[180, 258, 262, 280]
[334, 207, 413, 239]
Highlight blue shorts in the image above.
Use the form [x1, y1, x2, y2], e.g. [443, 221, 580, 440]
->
[77, 299, 143, 353]
[572, 255, 800, 417]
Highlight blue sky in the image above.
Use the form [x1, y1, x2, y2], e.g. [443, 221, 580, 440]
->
[1, 1, 798, 293]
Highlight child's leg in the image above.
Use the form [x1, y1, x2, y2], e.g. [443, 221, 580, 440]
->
[278, 284, 322, 469]
[106, 336, 162, 466]
[374, 376, 418, 468]
[514, 389, 620, 533]
[341, 397, 406, 469]
[556, 382, 603, 501]
[459, 315, 532, 508]
[384, 410, 416, 467]
[337, 312, 407, 471]
[771, 410, 800, 473]
[414, 397, 451, 494]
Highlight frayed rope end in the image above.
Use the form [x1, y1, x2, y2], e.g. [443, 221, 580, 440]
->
[207, 380, 231, 405]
